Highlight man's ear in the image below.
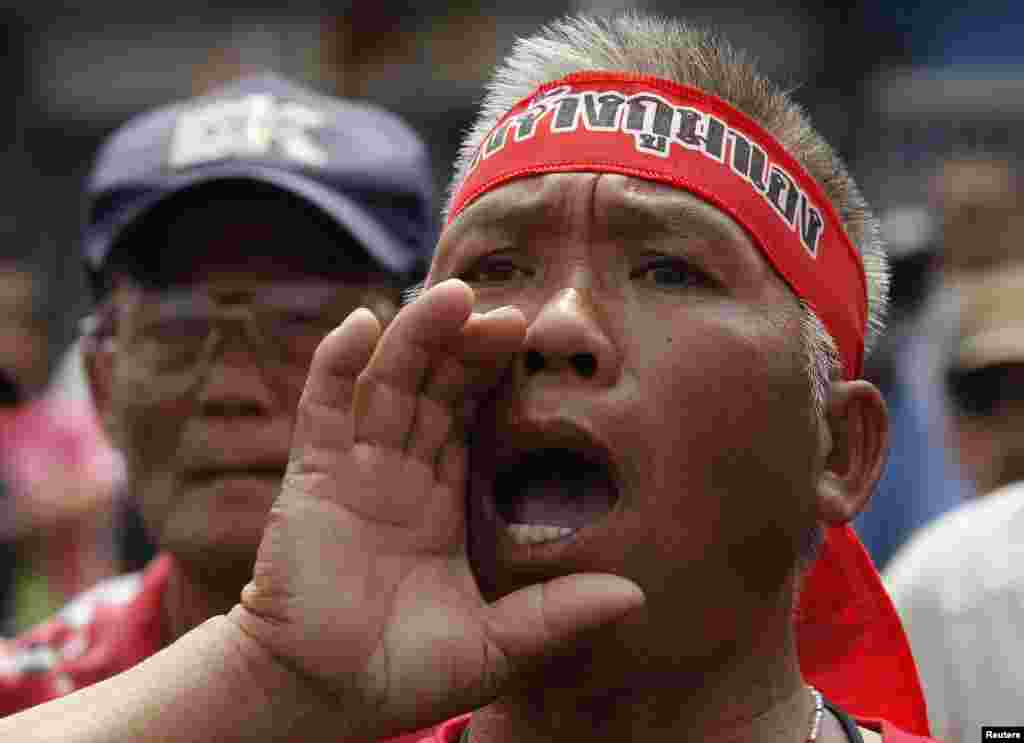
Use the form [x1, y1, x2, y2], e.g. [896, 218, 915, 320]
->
[816, 379, 889, 524]
[83, 337, 123, 451]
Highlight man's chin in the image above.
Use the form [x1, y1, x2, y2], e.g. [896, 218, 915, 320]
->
[158, 479, 278, 574]
[178, 475, 280, 524]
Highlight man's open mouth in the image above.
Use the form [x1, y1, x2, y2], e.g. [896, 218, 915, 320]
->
[493, 447, 620, 546]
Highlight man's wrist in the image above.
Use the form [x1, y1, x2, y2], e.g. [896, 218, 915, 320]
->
[141, 612, 336, 742]
[207, 609, 341, 741]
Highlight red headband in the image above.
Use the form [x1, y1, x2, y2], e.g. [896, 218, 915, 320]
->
[449, 72, 868, 379]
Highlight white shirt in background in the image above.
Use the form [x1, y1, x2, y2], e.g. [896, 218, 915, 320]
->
[884, 482, 1024, 743]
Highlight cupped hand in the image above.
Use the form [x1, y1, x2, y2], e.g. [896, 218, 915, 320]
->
[230, 279, 644, 740]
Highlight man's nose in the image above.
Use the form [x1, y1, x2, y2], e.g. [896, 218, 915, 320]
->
[193, 326, 280, 417]
[520, 287, 620, 386]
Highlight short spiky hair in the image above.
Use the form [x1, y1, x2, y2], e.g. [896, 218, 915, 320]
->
[446, 13, 888, 357]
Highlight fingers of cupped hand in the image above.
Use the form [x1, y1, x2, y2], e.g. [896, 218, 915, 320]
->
[351, 280, 474, 448]
[409, 312, 526, 467]
[293, 281, 472, 454]
[353, 283, 526, 462]
[291, 280, 525, 483]
[293, 307, 383, 453]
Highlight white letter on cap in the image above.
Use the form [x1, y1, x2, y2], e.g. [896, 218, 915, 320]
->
[169, 95, 327, 170]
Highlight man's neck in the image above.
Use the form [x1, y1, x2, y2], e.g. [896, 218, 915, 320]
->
[161, 557, 248, 643]
[466, 620, 813, 743]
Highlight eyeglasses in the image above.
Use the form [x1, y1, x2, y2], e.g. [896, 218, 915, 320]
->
[87, 281, 392, 400]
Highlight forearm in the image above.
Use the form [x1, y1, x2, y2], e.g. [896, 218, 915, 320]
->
[0, 613, 337, 743]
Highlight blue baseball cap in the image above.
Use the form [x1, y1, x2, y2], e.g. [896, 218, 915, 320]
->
[83, 74, 436, 292]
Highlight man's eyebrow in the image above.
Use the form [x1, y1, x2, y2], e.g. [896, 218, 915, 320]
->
[449, 183, 568, 242]
[427, 198, 540, 286]
[604, 192, 743, 243]
[605, 190, 772, 286]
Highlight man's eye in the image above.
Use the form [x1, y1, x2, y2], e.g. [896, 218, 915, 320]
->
[631, 258, 707, 288]
[459, 257, 531, 285]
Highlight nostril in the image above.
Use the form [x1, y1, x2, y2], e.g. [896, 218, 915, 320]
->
[571, 353, 597, 378]
[525, 350, 545, 375]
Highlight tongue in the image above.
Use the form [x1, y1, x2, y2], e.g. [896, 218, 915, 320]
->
[500, 468, 617, 529]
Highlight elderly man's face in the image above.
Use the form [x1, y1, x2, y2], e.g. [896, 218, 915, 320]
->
[93, 199, 400, 573]
[432, 172, 826, 655]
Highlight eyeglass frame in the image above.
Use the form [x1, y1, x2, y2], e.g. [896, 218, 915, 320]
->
[79, 277, 400, 401]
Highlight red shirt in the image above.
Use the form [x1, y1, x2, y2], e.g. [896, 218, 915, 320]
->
[0, 554, 170, 716]
[0, 554, 432, 742]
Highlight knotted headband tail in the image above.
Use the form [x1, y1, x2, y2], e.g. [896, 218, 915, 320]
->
[797, 526, 930, 736]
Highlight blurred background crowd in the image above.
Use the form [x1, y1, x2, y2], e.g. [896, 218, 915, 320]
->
[1, 0, 1023, 716]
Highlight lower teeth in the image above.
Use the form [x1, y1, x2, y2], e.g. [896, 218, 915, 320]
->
[506, 524, 575, 545]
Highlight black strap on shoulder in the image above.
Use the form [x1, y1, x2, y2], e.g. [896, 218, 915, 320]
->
[825, 699, 866, 743]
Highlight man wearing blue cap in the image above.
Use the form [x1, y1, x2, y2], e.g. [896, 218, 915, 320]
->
[0, 74, 435, 720]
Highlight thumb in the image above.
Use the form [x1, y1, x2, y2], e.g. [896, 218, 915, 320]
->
[482, 574, 644, 689]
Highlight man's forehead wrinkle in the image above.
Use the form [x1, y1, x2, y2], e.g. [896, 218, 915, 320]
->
[462, 177, 562, 229]
[609, 178, 742, 241]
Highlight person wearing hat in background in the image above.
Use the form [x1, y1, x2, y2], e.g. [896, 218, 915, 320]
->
[0, 14, 939, 743]
[885, 262, 1024, 742]
[0, 73, 435, 730]
[944, 268, 1024, 496]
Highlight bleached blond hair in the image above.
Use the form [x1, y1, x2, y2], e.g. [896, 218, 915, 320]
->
[445, 13, 887, 413]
